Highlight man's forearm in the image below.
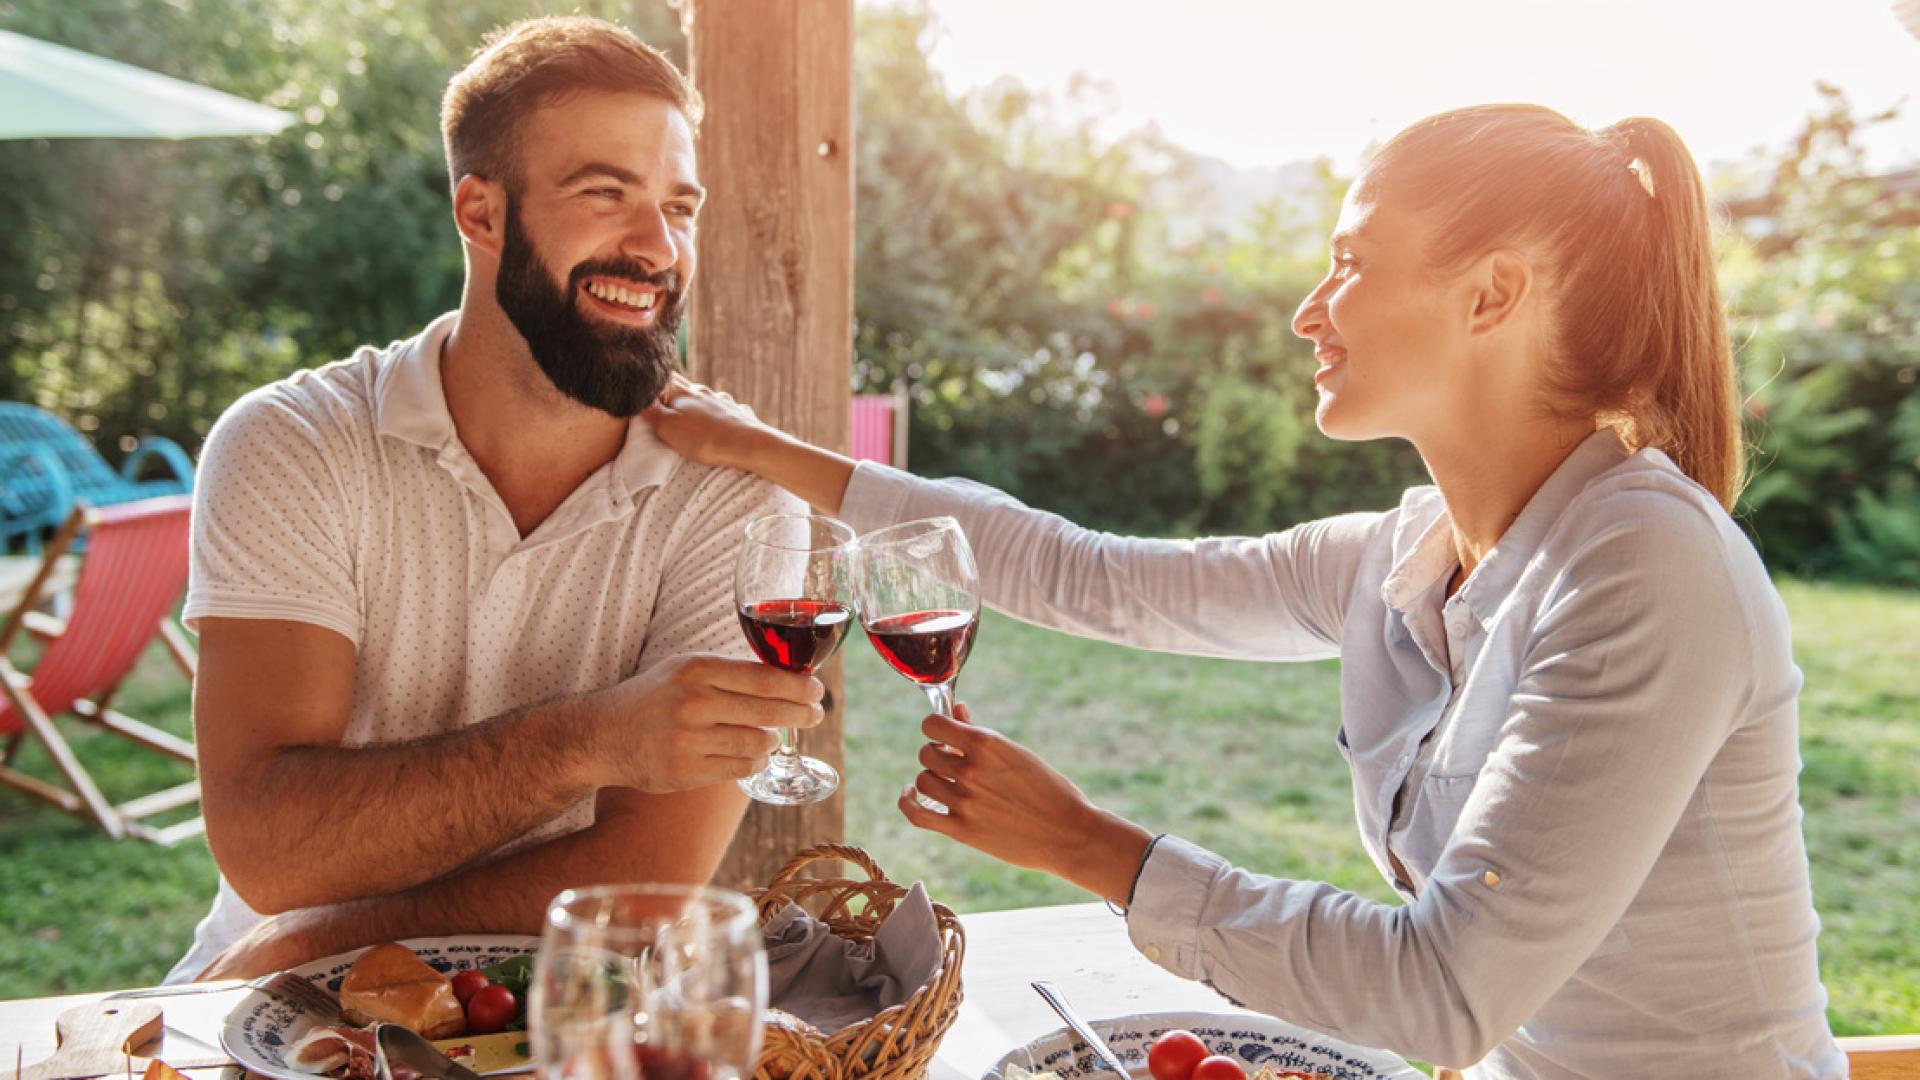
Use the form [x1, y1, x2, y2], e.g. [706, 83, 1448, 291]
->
[216, 694, 610, 914]
[256, 784, 747, 964]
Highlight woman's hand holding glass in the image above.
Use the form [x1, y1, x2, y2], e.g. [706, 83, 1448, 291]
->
[897, 704, 1155, 906]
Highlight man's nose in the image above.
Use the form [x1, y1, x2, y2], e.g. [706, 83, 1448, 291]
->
[620, 206, 678, 273]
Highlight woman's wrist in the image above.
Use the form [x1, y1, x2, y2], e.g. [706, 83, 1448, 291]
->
[1059, 805, 1156, 907]
[747, 429, 855, 515]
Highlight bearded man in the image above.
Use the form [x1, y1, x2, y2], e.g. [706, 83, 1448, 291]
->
[170, 15, 817, 981]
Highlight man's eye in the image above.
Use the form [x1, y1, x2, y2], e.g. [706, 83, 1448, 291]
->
[666, 204, 697, 218]
[584, 188, 622, 200]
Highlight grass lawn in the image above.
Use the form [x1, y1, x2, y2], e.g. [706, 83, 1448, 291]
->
[1, 579, 1914, 1042]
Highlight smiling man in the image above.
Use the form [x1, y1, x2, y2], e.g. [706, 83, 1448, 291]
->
[168, 16, 815, 981]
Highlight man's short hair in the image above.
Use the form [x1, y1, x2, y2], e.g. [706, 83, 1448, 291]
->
[440, 15, 701, 194]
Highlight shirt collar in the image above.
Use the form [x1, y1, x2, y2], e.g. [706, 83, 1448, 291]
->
[1381, 429, 1631, 617]
[372, 311, 680, 500]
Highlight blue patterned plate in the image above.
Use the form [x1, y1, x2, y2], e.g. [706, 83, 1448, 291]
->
[219, 934, 540, 1080]
[986, 1011, 1421, 1080]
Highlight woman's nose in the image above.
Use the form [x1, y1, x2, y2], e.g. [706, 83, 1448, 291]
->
[1292, 283, 1329, 342]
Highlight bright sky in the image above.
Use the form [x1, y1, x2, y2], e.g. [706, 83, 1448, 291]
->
[918, 0, 1920, 174]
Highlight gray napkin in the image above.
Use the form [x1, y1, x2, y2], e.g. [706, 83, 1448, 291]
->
[763, 882, 942, 1034]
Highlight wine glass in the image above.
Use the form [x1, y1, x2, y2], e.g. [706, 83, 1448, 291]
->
[734, 513, 856, 806]
[531, 884, 766, 1080]
[852, 516, 981, 724]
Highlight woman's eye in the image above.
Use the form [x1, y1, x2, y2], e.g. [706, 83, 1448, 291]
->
[666, 204, 696, 218]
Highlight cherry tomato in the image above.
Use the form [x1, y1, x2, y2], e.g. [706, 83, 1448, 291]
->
[1146, 1031, 1210, 1080]
[451, 970, 490, 1006]
[1190, 1056, 1247, 1080]
[466, 983, 518, 1034]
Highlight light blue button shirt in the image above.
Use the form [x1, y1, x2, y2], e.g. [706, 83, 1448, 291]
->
[840, 431, 1843, 1079]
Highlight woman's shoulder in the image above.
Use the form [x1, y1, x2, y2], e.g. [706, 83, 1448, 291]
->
[1546, 448, 1783, 627]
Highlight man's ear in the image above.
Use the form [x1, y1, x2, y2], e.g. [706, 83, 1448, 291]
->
[452, 174, 508, 258]
[1466, 248, 1534, 337]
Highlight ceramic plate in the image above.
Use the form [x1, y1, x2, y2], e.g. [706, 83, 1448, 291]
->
[220, 934, 540, 1079]
[986, 1011, 1422, 1080]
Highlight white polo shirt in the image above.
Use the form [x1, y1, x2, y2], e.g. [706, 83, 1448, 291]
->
[169, 312, 793, 980]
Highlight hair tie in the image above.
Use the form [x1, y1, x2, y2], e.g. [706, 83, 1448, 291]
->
[1626, 157, 1656, 198]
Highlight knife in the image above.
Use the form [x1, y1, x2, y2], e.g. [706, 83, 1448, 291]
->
[1030, 981, 1136, 1080]
[373, 1024, 484, 1080]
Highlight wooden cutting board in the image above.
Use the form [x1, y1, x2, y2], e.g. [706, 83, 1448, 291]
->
[19, 1000, 164, 1080]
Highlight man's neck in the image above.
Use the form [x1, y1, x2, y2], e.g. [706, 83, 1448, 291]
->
[440, 301, 629, 537]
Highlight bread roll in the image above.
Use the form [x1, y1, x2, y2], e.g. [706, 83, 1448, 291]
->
[338, 943, 467, 1039]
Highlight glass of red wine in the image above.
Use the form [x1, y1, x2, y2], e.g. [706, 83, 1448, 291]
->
[734, 512, 856, 806]
[532, 884, 765, 1080]
[852, 515, 981, 731]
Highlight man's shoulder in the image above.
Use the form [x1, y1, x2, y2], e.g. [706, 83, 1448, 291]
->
[208, 349, 387, 450]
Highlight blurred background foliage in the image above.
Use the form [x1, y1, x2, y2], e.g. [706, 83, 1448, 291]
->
[0, 0, 1914, 577]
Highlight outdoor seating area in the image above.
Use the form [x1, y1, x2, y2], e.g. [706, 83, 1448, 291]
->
[0, 403, 194, 556]
[4, 2, 1919, 1080]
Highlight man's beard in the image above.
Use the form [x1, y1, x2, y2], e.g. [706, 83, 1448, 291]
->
[494, 200, 684, 418]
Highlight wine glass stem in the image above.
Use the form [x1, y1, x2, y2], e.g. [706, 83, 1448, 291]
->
[922, 681, 957, 718]
[769, 727, 801, 773]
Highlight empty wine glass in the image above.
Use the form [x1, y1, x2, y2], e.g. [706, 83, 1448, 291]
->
[853, 516, 981, 723]
[734, 513, 856, 806]
[531, 884, 766, 1080]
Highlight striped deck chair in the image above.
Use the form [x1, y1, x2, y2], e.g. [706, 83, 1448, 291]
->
[0, 495, 201, 844]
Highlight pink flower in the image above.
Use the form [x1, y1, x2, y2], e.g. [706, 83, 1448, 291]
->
[1142, 393, 1170, 418]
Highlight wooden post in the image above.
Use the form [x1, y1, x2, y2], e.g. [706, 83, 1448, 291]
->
[683, 0, 856, 891]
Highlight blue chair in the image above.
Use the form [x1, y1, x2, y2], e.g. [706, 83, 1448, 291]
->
[0, 403, 195, 554]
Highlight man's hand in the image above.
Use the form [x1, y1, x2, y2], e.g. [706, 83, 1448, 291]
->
[590, 653, 824, 793]
[198, 910, 329, 981]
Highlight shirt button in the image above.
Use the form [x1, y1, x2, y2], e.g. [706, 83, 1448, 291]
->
[1482, 870, 1502, 888]
[1142, 944, 1163, 962]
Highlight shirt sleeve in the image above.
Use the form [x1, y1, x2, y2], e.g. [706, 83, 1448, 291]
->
[184, 387, 361, 645]
[1124, 487, 1761, 1068]
[839, 461, 1382, 660]
[639, 465, 805, 668]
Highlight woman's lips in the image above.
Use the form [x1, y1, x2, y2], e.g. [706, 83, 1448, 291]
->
[1313, 349, 1347, 385]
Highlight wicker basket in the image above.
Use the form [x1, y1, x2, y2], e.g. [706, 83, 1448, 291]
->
[750, 844, 966, 1080]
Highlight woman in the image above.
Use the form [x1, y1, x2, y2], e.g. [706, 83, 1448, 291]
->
[644, 106, 1843, 1078]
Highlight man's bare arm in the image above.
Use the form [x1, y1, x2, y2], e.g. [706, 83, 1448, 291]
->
[195, 618, 819, 914]
[199, 783, 747, 979]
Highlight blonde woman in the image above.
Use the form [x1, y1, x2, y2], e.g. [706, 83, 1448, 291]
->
[645, 106, 1843, 1078]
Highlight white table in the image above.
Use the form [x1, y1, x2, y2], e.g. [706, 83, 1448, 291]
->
[0, 903, 1249, 1080]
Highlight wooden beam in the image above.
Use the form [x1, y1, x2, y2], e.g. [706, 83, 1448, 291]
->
[684, 0, 855, 891]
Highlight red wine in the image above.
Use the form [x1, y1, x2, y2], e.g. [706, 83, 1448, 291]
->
[738, 598, 852, 674]
[864, 609, 977, 685]
[633, 1044, 713, 1080]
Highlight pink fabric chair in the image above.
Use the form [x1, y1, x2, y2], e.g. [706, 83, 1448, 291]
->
[851, 390, 907, 467]
[0, 495, 200, 844]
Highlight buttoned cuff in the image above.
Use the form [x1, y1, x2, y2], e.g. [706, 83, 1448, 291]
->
[1124, 834, 1230, 975]
[839, 461, 918, 535]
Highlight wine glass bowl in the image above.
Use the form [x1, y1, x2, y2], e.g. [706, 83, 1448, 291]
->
[852, 516, 981, 721]
[734, 513, 856, 806]
[532, 884, 766, 1080]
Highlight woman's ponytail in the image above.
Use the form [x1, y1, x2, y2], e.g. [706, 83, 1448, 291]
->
[1610, 117, 1743, 509]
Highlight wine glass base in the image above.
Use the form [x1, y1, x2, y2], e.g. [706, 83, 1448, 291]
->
[739, 756, 840, 806]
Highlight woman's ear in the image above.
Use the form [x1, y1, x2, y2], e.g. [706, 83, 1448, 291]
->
[1467, 248, 1534, 337]
[452, 174, 508, 258]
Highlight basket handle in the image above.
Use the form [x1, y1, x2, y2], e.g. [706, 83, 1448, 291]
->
[766, 843, 887, 889]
